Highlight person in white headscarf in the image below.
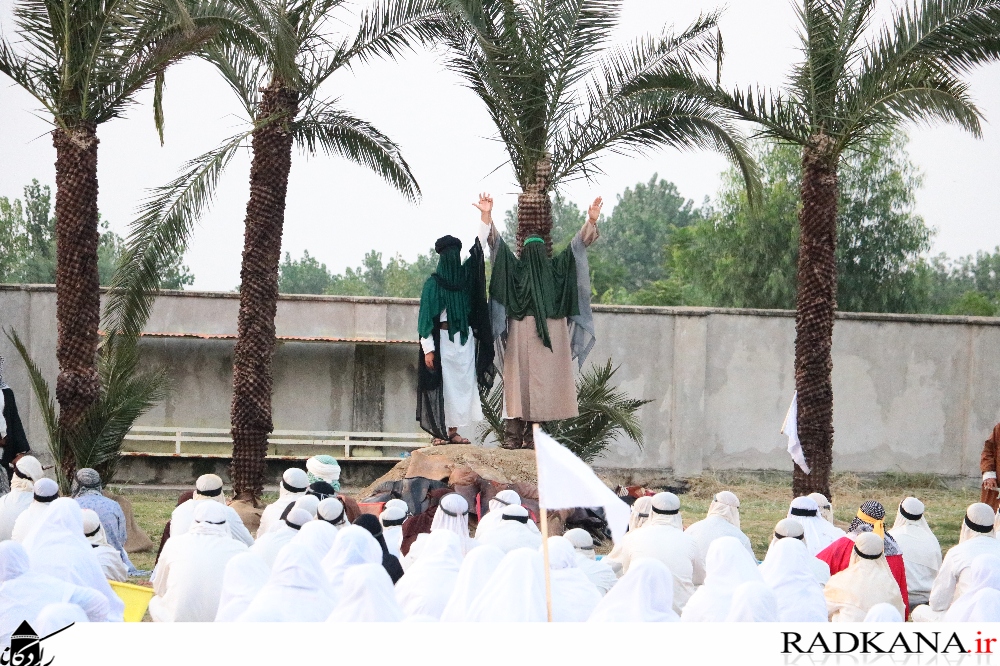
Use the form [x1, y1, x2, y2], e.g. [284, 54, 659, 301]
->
[809, 492, 835, 524]
[888, 497, 941, 607]
[33, 602, 90, 637]
[824, 532, 905, 622]
[215, 552, 271, 622]
[306, 455, 341, 491]
[758, 533, 828, 622]
[149, 501, 248, 622]
[475, 505, 542, 553]
[474, 489, 537, 540]
[864, 603, 903, 622]
[0, 455, 43, 541]
[81, 509, 127, 582]
[322, 525, 384, 598]
[257, 468, 309, 536]
[238, 542, 336, 622]
[962, 588, 1000, 622]
[684, 491, 754, 561]
[0, 541, 109, 644]
[11, 478, 58, 542]
[316, 497, 347, 529]
[466, 548, 547, 622]
[726, 582, 778, 622]
[546, 536, 602, 622]
[604, 496, 655, 570]
[681, 536, 763, 622]
[787, 496, 844, 555]
[439, 544, 505, 622]
[250, 508, 312, 568]
[564, 528, 616, 596]
[604, 492, 704, 612]
[405, 493, 475, 567]
[385, 498, 409, 516]
[912, 502, 1000, 622]
[588, 557, 678, 622]
[328, 563, 404, 622]
[291, 519, 337, 561]
[290, 494, 319, 519]
[22, 498, 124, 621]
[169, 474, 253, 546]
[764, 518, 830, 586]
[380, 506, 406, 559]
[943, 554, 1000, 621]
[395, 530, 463, 619]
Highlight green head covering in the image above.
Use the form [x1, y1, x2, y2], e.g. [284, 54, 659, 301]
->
[418, 244, 473, 344]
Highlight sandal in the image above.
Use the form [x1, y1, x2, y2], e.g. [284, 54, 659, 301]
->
[449, 433, 471, 444]
[431, 438, 448, 446]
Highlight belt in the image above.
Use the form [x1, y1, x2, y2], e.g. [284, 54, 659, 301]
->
[439, 322, 449, 330]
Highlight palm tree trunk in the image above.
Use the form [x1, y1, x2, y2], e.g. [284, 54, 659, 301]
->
[230, 82, 299, 502]
[52, 124, 102, 475]
[792, 134, 838, 499]
[515, 154, 554, 256]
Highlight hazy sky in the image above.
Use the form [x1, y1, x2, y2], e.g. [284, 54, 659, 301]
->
[1, 0, 999, 291]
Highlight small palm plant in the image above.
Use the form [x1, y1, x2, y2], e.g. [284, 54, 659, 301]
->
[479, 360, 649, 463]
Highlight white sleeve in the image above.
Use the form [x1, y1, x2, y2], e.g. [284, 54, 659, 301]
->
[479, 221, 491, 249]
[928, 553, 959, 611]
[420, 336, 435, 354]
[66, 584, 111, 623]
[984, 471, 997, 481]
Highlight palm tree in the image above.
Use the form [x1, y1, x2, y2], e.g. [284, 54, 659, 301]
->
[105, 0, 445, 501]
[436, 0, 758, 251]
[0, 0, 230, 440]
[639, 0, 1000, 497]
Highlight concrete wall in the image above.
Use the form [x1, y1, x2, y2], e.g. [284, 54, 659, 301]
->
[2, 285, 997, 478]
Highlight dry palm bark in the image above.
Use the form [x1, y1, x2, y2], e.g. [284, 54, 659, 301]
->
[516, 156, 553, 257]
[230, 82, 299, 501]
[793, 133, 838, 499]
[52, 123, 102, 460]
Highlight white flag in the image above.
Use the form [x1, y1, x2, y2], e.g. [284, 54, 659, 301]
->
[781, 392, 810, 474]
[533, 425, 631, 543]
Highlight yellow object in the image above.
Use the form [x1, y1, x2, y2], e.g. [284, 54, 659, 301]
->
[855, 509, 885, 538]
[108, 580, 155, 622]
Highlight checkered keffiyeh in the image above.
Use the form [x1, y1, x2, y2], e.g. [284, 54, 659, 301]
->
[848, 500, 901, 556]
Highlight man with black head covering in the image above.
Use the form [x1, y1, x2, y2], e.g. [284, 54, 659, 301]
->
[475, 191, 601, 449]
[354, 514, 404, 583]
[0, 355, 32, 490]
[417, 233, 494, 444]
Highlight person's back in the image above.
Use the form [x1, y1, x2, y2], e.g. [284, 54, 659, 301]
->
[887, 497, 941, 606]
[685, 515, 754, 561]
[169, 475, 253, 547]
[0, 457, 43, 541]
[617, 524, 703, 611]
[11, 478, 59, 543]
[931, 531, 1000, 608]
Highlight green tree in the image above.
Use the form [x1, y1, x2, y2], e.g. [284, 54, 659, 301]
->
[321, 249, 436, 298]
[278, 250, 332, 294]
[923, 249, 1000, 315]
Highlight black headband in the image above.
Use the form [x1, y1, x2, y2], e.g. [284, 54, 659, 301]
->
[204, 519, 227, 525]
[775, 532, 804, 541]
[492, 497, 512, 507]
[320, 507, 346, 526]
[790, 507, 818, 517]
[284, 518, 303, 531]
[577, 545, 595, 550]
[34, 493, 57, 503]
[282, 480, 306, 494]
[197, 486, 223, 497]
[502, 514, 529, 524]
[13, 466, 31, 480]
[440, 506, 468, 518]
[652, 506, 679, 515]
[381, 517, 405, 527]
[899, 505, 923, 522]
[853, 545, 882, 560]
[966, 516, 993, 533]
[636, 512, 649, 519]
[84, 525, 101, 538]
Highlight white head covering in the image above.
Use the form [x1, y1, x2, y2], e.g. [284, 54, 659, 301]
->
[546, 536, 602, 622]
[680, 536, 762, 622]
[628, 496, 653, 531]
[215, 552, 271, 621]
[322, 525, 383, 597]
[316, 498, 346, 526]
[193, 474, 225, 503]
[967, 588, 1000, 622]
[961, 503, 995, 542]
[13, 456, 43, 488]
[395, 530, 463, 619]
[864, 603, 903, 622]
[34, 478, 58, 499]
[431, 493, 474, 554]
[787, 496, 844, 555]
[0, 540, 29, 583]
[466, 548, 547, 622]
[290, 519, 337, 560]
[824, 532, 905, 622]
[476, 490, 536, 541]
[809, 492, 835, 524]
[238, 544, 336, 622]
[279, 468, 308, 497]
[726, 582, 778, 622]
[476, 505, 541, 554]
[306, 456, 341, 486]
[758, 534, 828, 622]
[80, 507, 126, 581]
[588, 558, 678, 622]
[328, 563, 404, 622]
[291, 495, 319, 518]
[385, 498, 409, 516]
[888, 496, 941, 572]
[190, 501, 231, 537]
[489, 489, 520, 513]
[22, 498, 125, 621]
[646, 492, 683, 529]
[380, 506, 407, 528]
[11, 478, 59, 542]
[944, 554, 1000, 621]
[439, 544, 506, 622]
[707, 491, 741, 529]
[564, 528, 596, 560]
[380, 506, 406, 559]
[33, 602, 90, 636]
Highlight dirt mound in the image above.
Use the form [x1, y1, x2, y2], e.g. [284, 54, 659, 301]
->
[230, 499, 263, 536]
[357, 445, 537, 499]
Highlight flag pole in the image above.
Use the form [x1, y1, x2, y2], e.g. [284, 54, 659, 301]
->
[540, 505, 553, 623]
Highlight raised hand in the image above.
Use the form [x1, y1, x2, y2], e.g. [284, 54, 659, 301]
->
[588, 196, 603, 223]
[473, 192, 494, 222]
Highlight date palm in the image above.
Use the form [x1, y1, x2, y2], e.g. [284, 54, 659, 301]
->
[105, 0, 444, 501]
[639, 0, 1000, 497]
[0, 0, 232, 453]
[437, 0, 758, 251]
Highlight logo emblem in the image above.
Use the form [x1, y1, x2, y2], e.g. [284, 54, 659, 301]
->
[1, 620, 73, 666]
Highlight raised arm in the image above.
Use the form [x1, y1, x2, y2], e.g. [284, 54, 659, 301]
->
[474, 192, 499, 256]
[578, 197, 602, 248]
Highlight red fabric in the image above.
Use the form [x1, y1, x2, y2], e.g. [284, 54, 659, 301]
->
[817, 536, 910, 616]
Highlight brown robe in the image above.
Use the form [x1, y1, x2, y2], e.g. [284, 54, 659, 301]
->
[980, 423, 1000, 510]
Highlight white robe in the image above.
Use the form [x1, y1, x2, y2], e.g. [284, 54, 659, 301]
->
[588, 558, 678, 622]
[440, 544, 505, 622]
[328, 563, 404, 622]
[149, 520, 248, 622]
[603, 523, 704, 612]
[943, 554, 1000, 621]
[258, 492, 305, 537]
[420, 312, 482, 429]
[465, 549, 547, 622]
[758, 537, 828, 622]
[684, 514, 755, 563]
[0, 479, 33, 541]
[238, 547, 336, 622]
[575, 554, 617, 596]
[788, 512, 845, 556]
[681, 537, 763, 622]
[383, 524, 404, 560]
[11, 500, 53, 543]
[215, 552, 271, 622]
[170, 498, 254, 546]
[888, 512, 942, 606]
[249, 523, 299, 568]
[919, 534, 1000, 616]
[396, 531, 463, 619]
[475, 518, 542, 553]
[726, 582, 779, 622]
[322, 526, 384, 598]
[90, 543, 128, 583]
[762, 536, 830, 586]
[824, 550, 905, 622]
[547, 538, 602, 622]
